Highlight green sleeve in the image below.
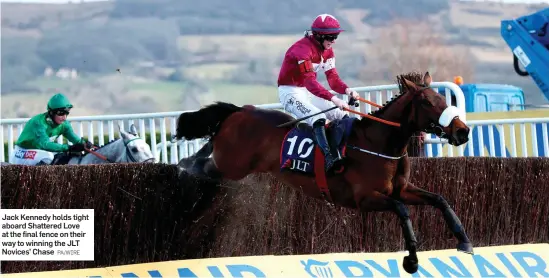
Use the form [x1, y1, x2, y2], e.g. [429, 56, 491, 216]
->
[32, 120, 69, 152]
[63, 122, 84, 144]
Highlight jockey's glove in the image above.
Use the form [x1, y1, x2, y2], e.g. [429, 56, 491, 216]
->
[345, 88, 360, 100]
[331, 96, 350, 110]
[68, 143, 86, 153]
[83, 140, 94, 149]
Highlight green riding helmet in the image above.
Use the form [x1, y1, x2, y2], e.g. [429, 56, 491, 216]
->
[47, 93, 74, 111]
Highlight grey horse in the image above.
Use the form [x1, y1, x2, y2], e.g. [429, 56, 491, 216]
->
[63, 124, 156, 164]
[1, 125, 156, 166]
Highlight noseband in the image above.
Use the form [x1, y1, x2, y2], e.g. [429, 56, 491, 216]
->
[409, 85, 460, 140]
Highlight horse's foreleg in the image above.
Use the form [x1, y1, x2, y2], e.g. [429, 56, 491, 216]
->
[398, 183, 473, 254]
[359, 194, 419, 274]
[202, 158, 222, 180]
[184, 157, 222, 181]
[390, 198, 419, 274]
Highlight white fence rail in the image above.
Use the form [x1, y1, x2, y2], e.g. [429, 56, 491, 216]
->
[6, 82, 544, 164]
[424, 117, 549, 158]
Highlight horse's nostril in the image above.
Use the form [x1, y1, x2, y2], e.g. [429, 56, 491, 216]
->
[457, 128, 469, 141]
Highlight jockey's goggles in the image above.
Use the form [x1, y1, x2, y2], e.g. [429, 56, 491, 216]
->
[322, 34, 338, 41]
[52, 109, 70, 116]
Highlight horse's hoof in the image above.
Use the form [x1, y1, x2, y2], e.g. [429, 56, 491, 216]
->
[403, 255, 418, 274]
[457, 242, 474, 255]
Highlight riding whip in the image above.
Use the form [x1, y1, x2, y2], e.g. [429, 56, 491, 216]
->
[277, 98, 358, 128]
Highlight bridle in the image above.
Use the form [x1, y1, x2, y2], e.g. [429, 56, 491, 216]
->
[347, 84, 457, 159]
[411, 85, 460, 144]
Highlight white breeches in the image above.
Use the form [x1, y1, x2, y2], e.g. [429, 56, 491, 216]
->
[278, 85, 347, 126]
[10, 145, 55, 165]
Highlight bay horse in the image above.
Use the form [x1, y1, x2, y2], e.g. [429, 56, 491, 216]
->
[174, 71, 472, 274]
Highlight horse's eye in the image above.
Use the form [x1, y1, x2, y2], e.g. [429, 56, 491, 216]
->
[422, 99, 433, 106]
[132, 147, 138, 152]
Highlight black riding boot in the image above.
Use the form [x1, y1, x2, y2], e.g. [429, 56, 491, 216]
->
[313, 119, 341, 171]
[35, 158, 52, 166]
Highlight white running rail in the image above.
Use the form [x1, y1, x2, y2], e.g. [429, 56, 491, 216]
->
[1, 81, 493, 163]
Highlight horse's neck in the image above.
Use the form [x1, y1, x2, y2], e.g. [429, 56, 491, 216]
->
[357, 94, 416, 156]
[92, 140, 124, 161]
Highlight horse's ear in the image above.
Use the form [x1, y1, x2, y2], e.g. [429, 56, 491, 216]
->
[403, 78, 418, 92]
[129, 124, 138, 136]
[120, 129, 129, 140]
[423, 71, 432, 86]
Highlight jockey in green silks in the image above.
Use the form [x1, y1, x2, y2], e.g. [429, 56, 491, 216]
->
[10, 93, 93, 165]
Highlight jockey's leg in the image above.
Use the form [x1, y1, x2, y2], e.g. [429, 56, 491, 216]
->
[11, 146, 55, 166]
[312, 118, 342, 171]
[309, 94, 349, 168]
[278, 86, 323, 121]
[278, 86, 340, 171]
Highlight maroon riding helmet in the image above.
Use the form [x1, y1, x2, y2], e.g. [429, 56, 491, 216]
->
[309, 14, 344, 48]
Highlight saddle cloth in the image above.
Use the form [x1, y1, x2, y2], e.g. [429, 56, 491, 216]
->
[279, 117, 355, 176]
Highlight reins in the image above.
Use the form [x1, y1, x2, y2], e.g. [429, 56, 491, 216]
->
[84, 146, 115, 163]
[342, 107, 401, 127]
[277, 97, 401, 128]
[81, 138, 144, 163]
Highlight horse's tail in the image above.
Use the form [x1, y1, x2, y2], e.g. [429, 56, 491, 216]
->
[175, 102, 242, 141]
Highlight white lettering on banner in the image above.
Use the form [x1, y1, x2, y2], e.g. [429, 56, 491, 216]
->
[14, 149, 25, 159]
[0, 209, 94, 261]
[290, 159, 311, 172]
[1, 244, 547, 277]
[286, 135, 314, 158]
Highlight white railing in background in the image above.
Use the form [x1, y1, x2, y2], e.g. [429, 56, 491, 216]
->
[424, 117, 549, 158]
[0, 82, 488, 164]
[179, 118, 549, 160]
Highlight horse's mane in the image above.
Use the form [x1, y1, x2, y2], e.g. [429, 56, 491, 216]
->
[366, 71, 424, 119]
[95, 138, 120, 149]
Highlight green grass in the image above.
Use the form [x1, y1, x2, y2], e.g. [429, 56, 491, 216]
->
[26, 77, 86, 89]
[128, 80, 279, 107]
[2, 73, 280, 118]
[183, 63, 240, 80]
[127, 80, 187, 93]
[204, 82, 278, 105]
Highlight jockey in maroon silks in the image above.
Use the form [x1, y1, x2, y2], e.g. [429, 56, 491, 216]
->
[277, 13, 360, 171]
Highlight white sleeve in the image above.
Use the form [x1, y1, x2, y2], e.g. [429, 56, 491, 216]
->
[323, 57, 336, 72]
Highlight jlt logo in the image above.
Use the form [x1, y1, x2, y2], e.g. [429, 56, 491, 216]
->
[290, 159, 310, 172]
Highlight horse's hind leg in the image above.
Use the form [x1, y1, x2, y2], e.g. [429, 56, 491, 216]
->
[399, 182, 473, 254]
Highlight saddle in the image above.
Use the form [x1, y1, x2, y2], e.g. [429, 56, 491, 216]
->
[49, 153, 80, 165]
